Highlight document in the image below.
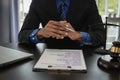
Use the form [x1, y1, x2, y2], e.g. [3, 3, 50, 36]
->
[33, 49, 87, 72]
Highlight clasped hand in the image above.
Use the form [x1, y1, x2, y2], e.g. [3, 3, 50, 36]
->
[37, 20, 82, 41]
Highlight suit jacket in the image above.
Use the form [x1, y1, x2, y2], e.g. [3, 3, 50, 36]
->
[19, 0, 106, 49]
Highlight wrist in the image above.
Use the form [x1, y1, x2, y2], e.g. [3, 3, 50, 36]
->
[79, 32, 91, 44]
[37, 28, 44, 39]
[76, 31, 83, 41]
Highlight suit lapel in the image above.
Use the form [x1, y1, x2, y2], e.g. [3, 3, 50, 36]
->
[46, 0, 60, 20]
[66, 0, 74, 20]
[66, 0, 83, 20]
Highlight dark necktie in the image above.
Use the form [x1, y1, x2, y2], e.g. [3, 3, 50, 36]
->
[60, 0, 66, 20]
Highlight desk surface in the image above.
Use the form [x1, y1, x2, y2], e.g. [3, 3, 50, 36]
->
[0, 43, 119, 80]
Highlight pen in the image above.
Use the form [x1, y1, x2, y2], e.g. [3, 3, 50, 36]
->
[64, 27, 75, 32]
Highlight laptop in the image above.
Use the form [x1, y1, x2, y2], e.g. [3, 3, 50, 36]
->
[0, 46, 33, 67]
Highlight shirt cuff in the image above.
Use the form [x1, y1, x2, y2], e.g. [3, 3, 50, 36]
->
[80, 32, 91, 45]
[29, 29, 44, 44]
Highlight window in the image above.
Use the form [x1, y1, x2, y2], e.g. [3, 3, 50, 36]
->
[18, 0, 32, 31]
[97, 0, 120, 49]
[97, 0, 106, 15]
[97, 0, 119, 16]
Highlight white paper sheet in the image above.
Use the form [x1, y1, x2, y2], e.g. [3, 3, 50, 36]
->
[34, 49, 87, 71]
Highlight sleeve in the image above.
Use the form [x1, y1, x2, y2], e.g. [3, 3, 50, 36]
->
[80, 32, 91, 46]
[18, 0, 41, 44]
[29, 29, 44, 44]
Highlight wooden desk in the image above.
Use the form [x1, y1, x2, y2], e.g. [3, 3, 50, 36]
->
[0, 43, 119, 80]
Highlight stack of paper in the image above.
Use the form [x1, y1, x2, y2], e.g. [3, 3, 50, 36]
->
[33, 49, 87, 73]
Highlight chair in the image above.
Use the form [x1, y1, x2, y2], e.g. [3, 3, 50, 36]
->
[95, 17, 120, 54]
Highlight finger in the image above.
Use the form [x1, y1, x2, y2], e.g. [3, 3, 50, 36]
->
[47, 20, 69, 32]
[46, 21, 69, 35]
[65, 23, 73, 28]
[62, 24, 75, 32]
[50, 32, 64, 39]
[47, 23, 64, 32]
[38, 27, 63, 38]
[49, 20, 61, 27]
[49, 27, 68, 37]
[59, 21, 67, 24]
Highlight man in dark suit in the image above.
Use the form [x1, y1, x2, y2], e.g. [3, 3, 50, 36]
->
[19, 0, 105, 49]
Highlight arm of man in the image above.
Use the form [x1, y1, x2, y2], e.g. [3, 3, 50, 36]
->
[18, 0, 40, 44]
[84, 0, 106, 47]
[58, 0, 105, 47]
